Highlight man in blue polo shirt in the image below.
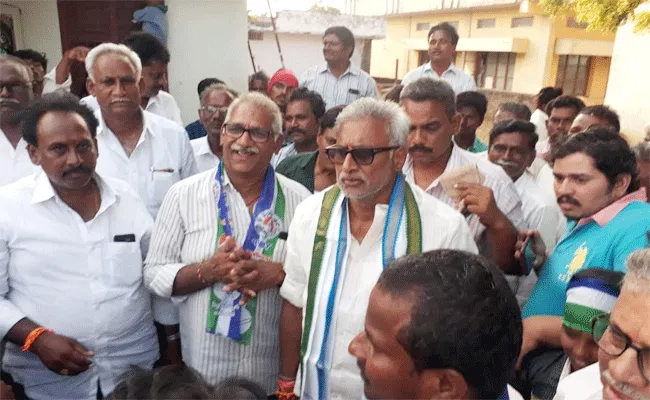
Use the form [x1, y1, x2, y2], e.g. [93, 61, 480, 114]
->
[516, 127, 650, 398]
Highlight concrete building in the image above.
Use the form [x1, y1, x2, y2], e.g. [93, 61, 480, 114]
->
[0, 0, 248, 124]
[345, 0, 614, 106]
[248, 10, 385, 77]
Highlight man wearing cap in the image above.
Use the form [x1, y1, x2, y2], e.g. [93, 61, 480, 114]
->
[267, 69, 299, 116]
[518, 268, 624, 398]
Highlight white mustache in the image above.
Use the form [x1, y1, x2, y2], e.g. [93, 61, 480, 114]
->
[231, 143, 259, 155]
[602, 369, 650, 400]
[0, 98, 20, 104]
[110, 97, 130, 104]
[494, 159, 519, 168]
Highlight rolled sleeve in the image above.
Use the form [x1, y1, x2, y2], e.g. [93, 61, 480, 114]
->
[279, 201, 311, 308]
[42, 68, 72, 94]
[0, 225, 26, 338]
[144, 184, 187, 299]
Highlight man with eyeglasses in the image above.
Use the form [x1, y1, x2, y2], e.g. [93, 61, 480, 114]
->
[277, 97, 477, 400]
[551, 249, 650, 400]
[144, 92, 311, 394]
[191, 83, 235, 172]
[0, 55, 37, 186]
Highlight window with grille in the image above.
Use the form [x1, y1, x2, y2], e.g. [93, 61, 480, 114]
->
[556, 55, 591, 96]
[477, 52, 516, 91]
[477, 18, 495, 29]
[567, 16, 588, 29]
[248, 31, 263, 41]
[511, 16, 533, 28]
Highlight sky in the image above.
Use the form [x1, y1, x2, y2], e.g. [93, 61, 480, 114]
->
[247, 0, 345, 15]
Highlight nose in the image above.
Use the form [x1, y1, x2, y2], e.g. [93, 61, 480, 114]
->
[607, 348, 647, 388]
[555, 177, 572, 196]
[236, 128, 255, 146]
[410, 128, 426, 145]
[341, 151, 358, 172]
[0, 85, 11, 97]
[112, 80, 127, 96]
[66, 148, 83, 167]
[348, 332, 367, 361]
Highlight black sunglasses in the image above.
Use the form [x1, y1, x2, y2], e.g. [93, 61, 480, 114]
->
[325, 146, 399, 166]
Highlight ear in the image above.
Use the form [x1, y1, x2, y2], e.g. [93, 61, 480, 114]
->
[527, 149, 537, 168]
[393, 147, 408, 172]
[451, 112, 462, 135]
[138, 77, 146, 93]
[27, 143, 41, 166]
[416, 369, 470, 399]
[86, 77, 95, 96]
[612, 174, 632, 198]
[273, 134, 284, 155]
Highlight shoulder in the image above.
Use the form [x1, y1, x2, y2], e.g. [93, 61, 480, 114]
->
[292, 187, 329, 219]
[190, 136, 205, 152]
[80, 95, 99, 111]
[145, 111, 187, 137]
[156, 90, 178, 105]
[301, 64, 321, 78]
[0, 175, 36, 204]
[276, 173, 312, 201]
[168, 167, 215, 196]
[276, 152, 309, 174]
[402, 65, 424, 80]
[618, 201, 650, 224]
[412, 183, 466, 226]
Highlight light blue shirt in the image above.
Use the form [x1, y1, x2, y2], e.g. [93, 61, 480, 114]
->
[402, 62, 476, 94]
[133, 5, 168, 44]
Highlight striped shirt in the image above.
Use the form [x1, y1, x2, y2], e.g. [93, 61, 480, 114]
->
[143, 166, 311, 393]
[300, 63, 378, 108]
[401, 62, 476, 94]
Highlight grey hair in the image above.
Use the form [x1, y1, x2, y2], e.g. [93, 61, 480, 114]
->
[632, 142, 650, 162]
[0, 55, 32, 82]
[85, 43, 142, 82]
[200, 83, 235, 104]
[223, 92, 283, 139]
[400, 77, 456, 121]
[333, 97, 410, 146]
[622, 249, 650, 293]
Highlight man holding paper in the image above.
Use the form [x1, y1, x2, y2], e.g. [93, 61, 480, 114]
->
[400, 78, 525, 274]
[277, 98, 477, 400]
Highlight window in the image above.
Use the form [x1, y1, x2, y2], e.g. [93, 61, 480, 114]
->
[477, 18, 495, 29]
[248, 31, 263, 41]
[556, 55, 591, 96]
[476, 52, 516, 91]
[511, 16, 533, 28]
[567, 16, 588, 29]
[416, 22, 430, 31]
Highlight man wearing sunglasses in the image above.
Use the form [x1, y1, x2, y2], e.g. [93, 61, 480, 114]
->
[191, 83, 235, 172]
[551, 249, 650, 400]
[401, 78, 525, 275]
[144, 92, 311, 394]
[278, 97, 477, 400]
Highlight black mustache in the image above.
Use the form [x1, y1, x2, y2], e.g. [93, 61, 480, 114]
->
[288, 127, 306, 135]
[557, 195, 580, 206]
[408, 145, 433, 153]
[62, 166, 92, 177]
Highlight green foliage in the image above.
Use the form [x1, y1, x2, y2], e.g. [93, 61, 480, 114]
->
[309, 3, 341, 15]
[539, 0, 650, 32]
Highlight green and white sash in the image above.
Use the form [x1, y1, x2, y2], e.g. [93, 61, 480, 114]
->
[299, 173, 421, 399]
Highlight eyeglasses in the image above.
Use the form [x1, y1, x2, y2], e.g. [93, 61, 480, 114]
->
[223, 123, 274, 143]
[325, 146, 399, 166]
[199, 105, 228, 116]
[592, 313, 650, 381]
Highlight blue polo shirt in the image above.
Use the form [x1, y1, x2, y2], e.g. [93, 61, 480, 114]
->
[523, 191, 650, 318]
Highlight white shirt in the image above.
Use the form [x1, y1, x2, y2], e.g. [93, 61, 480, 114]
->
[553, 362, 602, 400]
[95, 110, 198, 219]
[0, 173, 158, 400]
[81, 90, 183, 127]
[280, 183, 478, 400]
[530, 108, 549, 143]
[401, 62, 476, 94]
[0, 131, 38, 186]
[528, 159, 568, 243]
[271, 143, 297, 168]
[144, 167, 311, 392]
[300, 63, 378, 108]
[42, 69, 72, 94]
[190, 136, 219, 173]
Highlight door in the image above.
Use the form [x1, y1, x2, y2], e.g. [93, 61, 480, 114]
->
[57, 0, 146, 96]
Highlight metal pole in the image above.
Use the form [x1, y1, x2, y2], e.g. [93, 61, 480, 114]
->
[266, 0, 286, 69]
[248, 39, 257, 74]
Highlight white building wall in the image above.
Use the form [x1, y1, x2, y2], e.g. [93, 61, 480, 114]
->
[248, 32, 366, 78]
[159, 0, 249, 124]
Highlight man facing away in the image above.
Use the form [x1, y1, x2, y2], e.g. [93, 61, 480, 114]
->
[300, 26, 378, 108]
[0, 93, 157, 400]
[277, 98, 477, 400]
[401, 22, 476, 94]
[349, 250, 523, 400]
[143, 92, 311, 394]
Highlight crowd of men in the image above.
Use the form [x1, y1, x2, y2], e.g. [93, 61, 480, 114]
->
[0, 21, 649, 400]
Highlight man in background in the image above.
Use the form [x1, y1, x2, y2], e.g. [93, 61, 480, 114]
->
[455, 91, 488, 153]
[185, 77, 225, 140]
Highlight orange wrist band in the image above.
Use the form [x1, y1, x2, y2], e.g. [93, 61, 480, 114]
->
[276, 377, 296, 400]
[21, 327, 52, 352]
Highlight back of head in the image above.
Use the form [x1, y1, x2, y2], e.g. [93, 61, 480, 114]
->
[122, 32, 170, 66]
[377, 250, 522, 399]
[320, 105, 345, 132]
[384, 84, 403, 103]
[497, 102, 532, 121]
[288, 87, 326, 119]
[427, 22, 459, 45]
[456, 91, 488, 120]
[536, 86, 563, 109]
[545, 95, 585, 116]
[489, 119, 538, 149]
[552, 127, 639, 194]
[632, 142, 650, 162]
[13, 49, 47, 71]
[197, 78, 224, 97]
[106, 365, 214, 399]
[324, 26, 356, 57]
[334, 97, 409, 147]
[249, 71, 269, 86]
[579, 105, 621, 133]
[213, 378, 267, 400]
[85, 43, 142, 82]
[623, 248, 650, 293]
[400, 77, 456, 121]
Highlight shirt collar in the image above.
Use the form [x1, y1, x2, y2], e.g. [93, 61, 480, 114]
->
[195, 135, 213, 156]
[578, 187, 648, 227]
[300, 151, 319, 170]
[97, 109, 155, 138]
[424, 62, 457, 75]
[403, 144, 460, 191]
[320, 62, 357, 76]
[31, 172, 119, 213]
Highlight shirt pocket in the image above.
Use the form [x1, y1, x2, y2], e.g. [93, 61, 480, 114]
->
[106, 242, 143, 286]
[149, 169, 177, 207]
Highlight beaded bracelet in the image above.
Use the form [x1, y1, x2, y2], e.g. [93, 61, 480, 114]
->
[21, 327, 52, 352]
[276, 377, 296, 400]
